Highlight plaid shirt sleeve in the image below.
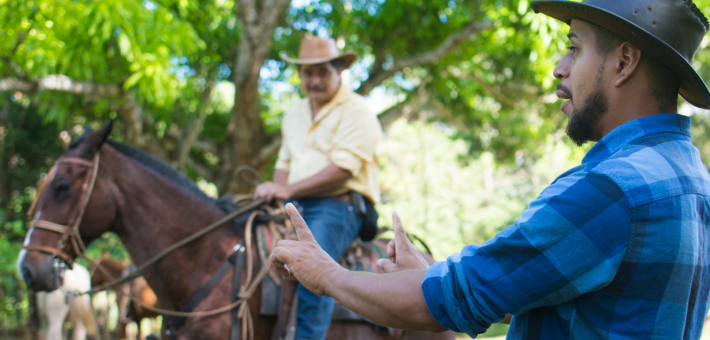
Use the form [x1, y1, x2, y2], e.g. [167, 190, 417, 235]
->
[422, 170, 632, 337]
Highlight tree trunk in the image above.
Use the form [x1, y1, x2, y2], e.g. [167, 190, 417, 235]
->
[217, 0, 291, 194]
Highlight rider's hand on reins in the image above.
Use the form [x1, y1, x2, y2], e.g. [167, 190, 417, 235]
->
[269, 203, 342, 296]
[254, 182, 292, 203]
[377, 212, 431, 273]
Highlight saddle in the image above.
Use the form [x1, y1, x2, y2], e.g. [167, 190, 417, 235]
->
[219, 197, 398, 340]
[162, 197, 407, 340]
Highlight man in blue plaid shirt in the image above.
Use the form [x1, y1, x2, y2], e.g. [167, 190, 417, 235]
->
[270, 0, 710, 338]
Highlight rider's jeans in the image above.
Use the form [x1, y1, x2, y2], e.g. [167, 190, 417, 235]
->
[291, 197, 362, 340]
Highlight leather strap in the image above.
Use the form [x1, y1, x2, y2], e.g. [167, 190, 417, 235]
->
[24, 154, 100, 270]
[22, 246, 74, 268]
[57, 157, 94, 168]
[31, 220, 71, 234]
[164, 243, 245, 338]
[231, 243, 246, 340]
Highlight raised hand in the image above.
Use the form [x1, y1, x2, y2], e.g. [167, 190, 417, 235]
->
[269, 203, 343, 296]
[377, 212, 431, 273]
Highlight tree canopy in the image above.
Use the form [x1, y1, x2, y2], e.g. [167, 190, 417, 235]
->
[3, 0, 710, 333]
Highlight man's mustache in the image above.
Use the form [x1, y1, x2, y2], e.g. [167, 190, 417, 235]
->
[307, 86, 326, 92]
[557, 84, 572, 100]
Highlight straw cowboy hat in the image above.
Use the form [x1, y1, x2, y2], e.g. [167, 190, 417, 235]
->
[531, 0, 710, 109]
[280, 37, 358, 68]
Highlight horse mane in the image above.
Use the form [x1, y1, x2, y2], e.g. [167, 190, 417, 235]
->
[71, 131, 240, 222]
[105, 140, 216, 204]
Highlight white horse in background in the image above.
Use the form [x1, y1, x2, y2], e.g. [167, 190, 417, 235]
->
[17, 255, 97, 340]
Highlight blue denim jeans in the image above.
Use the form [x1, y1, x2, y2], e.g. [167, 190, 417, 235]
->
[291, 197, 362, 340]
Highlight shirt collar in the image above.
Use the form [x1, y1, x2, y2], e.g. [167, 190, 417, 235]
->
[582, 113, 692, 163]
[307, 84, 352, 124]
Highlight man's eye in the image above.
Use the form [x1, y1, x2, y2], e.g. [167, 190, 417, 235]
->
[568, 46, 578, 54]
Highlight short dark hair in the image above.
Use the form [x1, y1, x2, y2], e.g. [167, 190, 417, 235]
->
[587, 23, 623, 56]
[588, 23, 680, 108]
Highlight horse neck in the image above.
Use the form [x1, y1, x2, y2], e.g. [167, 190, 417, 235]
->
[100, 147, 239, 309]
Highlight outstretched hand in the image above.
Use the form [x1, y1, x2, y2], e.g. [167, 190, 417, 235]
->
[269, 203, 343, 296]
[377, 212, 431, 273]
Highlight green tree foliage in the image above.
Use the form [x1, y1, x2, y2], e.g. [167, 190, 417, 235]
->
[3, 0, 710, 335]
[0, 94, 64, 327]
[286, 0, 570, 162]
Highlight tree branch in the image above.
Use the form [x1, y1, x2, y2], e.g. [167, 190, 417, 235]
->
[176, 71, 217, 171]
[252, 133, 282, 168]
[427, 94, 471, 134]
[186, 157, 217, 183]
[193, 138, 219, 155]
[0, 75, 122, 97]
[356, 20, 494, 95]
[377, 78, 430, 130]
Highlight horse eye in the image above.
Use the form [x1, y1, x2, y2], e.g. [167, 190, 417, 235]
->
[55, 182, 70, 196]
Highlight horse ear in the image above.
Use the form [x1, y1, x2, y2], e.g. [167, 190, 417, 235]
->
[78, 121, 113, 157]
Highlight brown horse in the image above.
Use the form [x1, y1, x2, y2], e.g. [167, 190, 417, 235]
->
[18, 122, 455, 340]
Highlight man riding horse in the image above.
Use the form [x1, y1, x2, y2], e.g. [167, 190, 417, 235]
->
[254, 36, 382, 340]
[270, 0, 710, 339]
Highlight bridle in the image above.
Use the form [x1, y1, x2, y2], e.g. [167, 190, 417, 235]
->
[23, 154, 100, 270]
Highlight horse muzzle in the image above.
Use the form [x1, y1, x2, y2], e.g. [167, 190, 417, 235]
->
[19, 251, 62, 292]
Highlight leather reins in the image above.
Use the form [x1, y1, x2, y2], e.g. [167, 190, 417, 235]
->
[23, 154, 100, 269]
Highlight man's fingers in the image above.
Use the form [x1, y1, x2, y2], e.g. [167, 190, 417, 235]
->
[269, 246, 294, 268]
[377, 258, 398, 273]
[392, 212, 410, 250]
[275, 239, 300, 247]
[285, 203, 316, 242]
[386, 239, 396, 260]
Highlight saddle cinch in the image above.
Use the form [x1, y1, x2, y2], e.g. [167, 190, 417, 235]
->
[162, 196, 402, 340]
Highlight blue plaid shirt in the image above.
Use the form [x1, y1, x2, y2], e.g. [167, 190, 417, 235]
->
[423, 114, 710, 339]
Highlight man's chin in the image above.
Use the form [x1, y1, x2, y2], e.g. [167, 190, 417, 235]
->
[561, 101, 573, 117]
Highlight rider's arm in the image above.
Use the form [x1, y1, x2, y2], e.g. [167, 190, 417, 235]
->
[286, 164, 351, 197]
[274, 169, 289, 186]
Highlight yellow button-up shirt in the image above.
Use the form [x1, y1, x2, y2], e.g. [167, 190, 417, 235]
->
[275, 84, 382, 204]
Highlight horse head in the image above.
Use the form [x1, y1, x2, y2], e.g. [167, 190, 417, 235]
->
[19, 122, 119, 291]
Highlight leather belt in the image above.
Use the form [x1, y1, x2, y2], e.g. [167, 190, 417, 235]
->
[332, 193, 352, 204]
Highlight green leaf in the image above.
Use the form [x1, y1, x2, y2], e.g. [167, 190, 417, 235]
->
[123, 70, 144, 89]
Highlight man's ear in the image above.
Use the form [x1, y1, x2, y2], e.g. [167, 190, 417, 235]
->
[614, 42, 643, 87]
[76, 121, 113, 158]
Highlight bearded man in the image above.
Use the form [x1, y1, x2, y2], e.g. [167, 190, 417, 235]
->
[269, 1, 710, 339]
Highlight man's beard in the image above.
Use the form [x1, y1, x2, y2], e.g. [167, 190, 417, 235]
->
[565, 61, 609, 146]
[566, 89, 609, 146]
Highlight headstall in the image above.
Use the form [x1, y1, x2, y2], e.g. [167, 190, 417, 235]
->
[23, 154, 100, 269]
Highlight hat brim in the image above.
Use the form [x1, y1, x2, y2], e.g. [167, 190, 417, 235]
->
[532, 0, 710, 109]
[279, 51, 358, 69]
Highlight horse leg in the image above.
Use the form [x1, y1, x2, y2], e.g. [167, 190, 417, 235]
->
[118, 319, 129, 340]
[68, 294, 97, 340]
[41, 290, 69, 340]
[135, 317, 142, 340]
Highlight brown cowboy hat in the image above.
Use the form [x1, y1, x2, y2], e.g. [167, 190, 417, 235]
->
[280, 37, 358, 68]
[531, 0, 710, 109]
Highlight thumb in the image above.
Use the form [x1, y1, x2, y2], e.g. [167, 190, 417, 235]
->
[392, 212, 410, 252]
[285, 203, 315, 242]
[377, 258, 399, 273]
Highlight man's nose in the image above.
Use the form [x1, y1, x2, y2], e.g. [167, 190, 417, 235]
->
[553, 55, 571, 80]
